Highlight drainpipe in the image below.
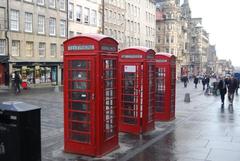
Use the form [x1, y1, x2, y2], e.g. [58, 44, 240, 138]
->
[102, 0, 104, 34]
[5, 0, 10, 86]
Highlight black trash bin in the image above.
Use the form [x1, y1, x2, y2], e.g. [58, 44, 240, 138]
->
[0, 101, 41, 161]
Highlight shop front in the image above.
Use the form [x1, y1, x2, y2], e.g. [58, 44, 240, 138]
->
[11, 62, 62, 86]
[0, 56, 9, 86]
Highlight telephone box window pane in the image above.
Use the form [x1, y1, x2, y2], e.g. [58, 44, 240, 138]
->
[72, 71, 88, 80]
[71, 60, 89, 69]
[69, 112, 90, 122]
[103, 59, 117, 140]
[156, 68, 165, 112]
[70, 122, 90, 132]
[72, 82, 88, 90]
[148, 64, 155, 121]
[70, 132, 90, 143]
[72, 102, 89, 111]
[71, 92, 90, 100]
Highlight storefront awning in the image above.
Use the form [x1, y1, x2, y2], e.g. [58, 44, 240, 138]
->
[0, 56, 9, 63]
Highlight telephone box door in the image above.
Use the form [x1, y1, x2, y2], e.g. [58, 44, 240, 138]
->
[155, 65, 167, 117]
[64, 57, 96, 153]
[143, 62, 155, 132]
[119, 63, 142, 134]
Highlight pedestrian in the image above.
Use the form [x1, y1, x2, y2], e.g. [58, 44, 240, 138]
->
[235, 79, 239, 95]
[205, 76, 210, 88]
[202, 77, 206, 90]
[193, 76, 199, 88]
[14, 71, 21, 94]
[182, 76, 189, 88]
[227, 76, 238, 105]
[218, 77, 227, 105]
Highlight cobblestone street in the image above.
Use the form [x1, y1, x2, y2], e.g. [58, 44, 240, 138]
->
[1, 81, 240, 161]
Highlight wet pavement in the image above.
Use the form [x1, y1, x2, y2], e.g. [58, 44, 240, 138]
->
[0, 81, 240, 161]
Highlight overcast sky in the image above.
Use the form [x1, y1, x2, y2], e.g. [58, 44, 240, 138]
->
[188, 0, 240, 67]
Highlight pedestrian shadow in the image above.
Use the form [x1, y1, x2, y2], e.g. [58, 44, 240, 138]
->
[228, 104, 234, 113]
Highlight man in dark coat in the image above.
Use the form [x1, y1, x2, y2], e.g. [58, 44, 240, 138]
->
[14, 71, 21, 94]
[202, 77, 206, 90]
[227, 76, 238, 105]
[193, 76, 199, 88]
[182, 76, 189, 88]
[218, 77, 227, 105]
[205, 76, 210, 88]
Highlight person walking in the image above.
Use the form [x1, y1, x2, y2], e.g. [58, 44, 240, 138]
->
[202, 77, 206, 90]
[14, 71, 21, 94]
[227, 76, 238, 105]
[182, 76, 189, 88]
[235, 79, 239, 95]
[193, 76, 199, 88]
[218, 77, 227, 105]
[205, 76, 210, 89]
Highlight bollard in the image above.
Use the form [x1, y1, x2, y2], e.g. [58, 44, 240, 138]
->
[184, 93, 190, 102]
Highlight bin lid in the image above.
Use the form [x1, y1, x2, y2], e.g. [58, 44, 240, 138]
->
[0, 101, 41, 112]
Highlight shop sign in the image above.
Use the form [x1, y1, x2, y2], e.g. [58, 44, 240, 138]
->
[101, 45, 117, 52]
[156, 59, 168, 63]
[121, 54, 142, 59]
[68, 45, 94, 51]
[124, 65, 136, 73]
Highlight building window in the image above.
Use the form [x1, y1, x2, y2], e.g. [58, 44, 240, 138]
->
[12, 40, 20, 56]
[59, 0, 65, 11]
[49, 0, 56, 8]
[166, 48, 169, 53]
[60, 20, 66, 37]
[69, 31, 74, 38]
[37, 0, 44, 5]
[50, 43, 57, 57]
[84, 7, 90, 24]
[39, 42, 45, 57]
[0, 40, 6, 55]
[24, 0, 33, 3]
[26, 41, 34, 57]
[49, 17, 56, 36]
[76, 5, 82, 22]
[38, 15, 45, 34]
[171, 36, 174, 43]
[25, 12, 33, 33]
[10, 10, 19, 31]
[68, 3, 74, 20]
[91, 9, 97, 25]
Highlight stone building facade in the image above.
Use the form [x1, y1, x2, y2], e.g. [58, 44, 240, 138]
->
[103, 0, 156, 50]
[156, 0, 187, 78]
[68, 0, 101, 38]
[103, 0, 125, 50]
[0, 0, 67, 86]
[207, 45, 217, 75]
[189, 18, 209, 76]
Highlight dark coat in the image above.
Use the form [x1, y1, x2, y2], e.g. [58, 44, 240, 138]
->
[218, 79, 227, 94]
[227, 78, 238, 93]
[194, 77, 199, 84]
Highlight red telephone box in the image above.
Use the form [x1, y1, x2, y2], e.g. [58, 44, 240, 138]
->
[63, 34, 119, 157]
[118, 47, 155, 135]
[155, 53, 176, 121]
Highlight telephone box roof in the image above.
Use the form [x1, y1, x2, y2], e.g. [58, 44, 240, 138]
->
[156, 52, 176, 58]
[120, 46, 155, 53]
[64, 33, 118, 44]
